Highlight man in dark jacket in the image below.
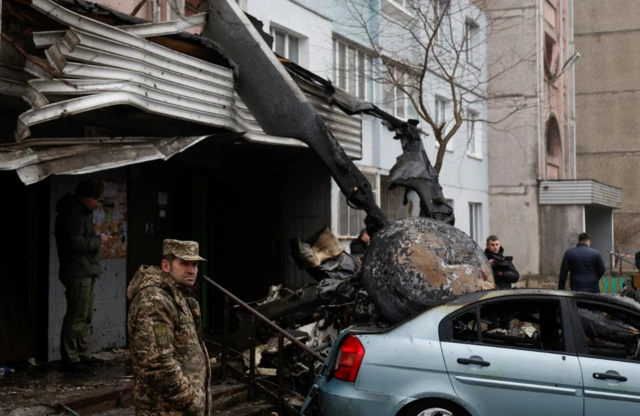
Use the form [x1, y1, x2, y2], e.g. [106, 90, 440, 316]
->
[55, 179, 109, 373]
[484, 235, 520, 289]
[558, 233, 606, 293]
[350, 228, 370, 256]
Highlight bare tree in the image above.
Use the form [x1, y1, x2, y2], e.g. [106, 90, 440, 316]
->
[333, 0, 536, 174]
[614, 216, 640, 251]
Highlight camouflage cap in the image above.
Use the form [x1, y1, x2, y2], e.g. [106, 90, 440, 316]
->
[163, 239, 207, 262]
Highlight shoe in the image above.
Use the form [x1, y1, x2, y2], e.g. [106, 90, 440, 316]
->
[82, 357, 105, 367]
[60, 362, 93, 374]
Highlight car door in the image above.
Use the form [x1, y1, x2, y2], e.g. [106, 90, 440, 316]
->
[569, 299, 640, 416]
[439, 296, 584, 416]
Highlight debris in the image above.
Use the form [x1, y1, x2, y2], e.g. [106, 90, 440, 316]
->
[246, 368, 277, 376]
[619, 279, 640, 302]
[519, 323, 537, 338]
[209, 357, 218, 365]
[242, 345, 266, 369]
[60, 404, 81, 416]
[0, 365, 15, 377]
[92, 348, 129, 361]
[362, 217, 495, 323]
[27, 359, 38, 367]
[7, 405, 56, 416]
[256, 285, 284, 306]
[286, 396, 305, 408]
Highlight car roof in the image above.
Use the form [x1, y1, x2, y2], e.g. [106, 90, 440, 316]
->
[446, 288, 640, 312]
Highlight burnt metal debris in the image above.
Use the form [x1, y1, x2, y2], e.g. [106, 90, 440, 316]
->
[211, 227, 377, 396]
[202, 0, 453, 235]
[363, 217, 495, 323]
[202, 0, 491, 328]
[620, 279, 640, 302]
[202, 0, 387, 232]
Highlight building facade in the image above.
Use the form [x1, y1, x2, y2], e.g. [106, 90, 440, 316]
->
[486, 0, 620, 281]
[575, 0, 640, 254]
[248, 0, 491, 248]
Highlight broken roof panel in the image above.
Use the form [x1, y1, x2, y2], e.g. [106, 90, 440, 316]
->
[0, 0, 363, 183]
[14, 136, 211, 184]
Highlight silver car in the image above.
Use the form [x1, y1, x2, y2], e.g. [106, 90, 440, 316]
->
[302, 289, 640, 416]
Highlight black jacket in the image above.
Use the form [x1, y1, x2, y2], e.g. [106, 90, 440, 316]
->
[484, 247, 520, 290]
[55, 193, 102, 279]
[350, 238, 368, 255]
[558, 242, 605, 293]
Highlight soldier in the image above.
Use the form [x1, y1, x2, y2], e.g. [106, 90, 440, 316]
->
[55, 179, 110, 374]
[127, 239, 211, 416]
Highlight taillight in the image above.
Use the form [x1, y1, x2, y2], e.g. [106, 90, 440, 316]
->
[333, 335, 365, 382]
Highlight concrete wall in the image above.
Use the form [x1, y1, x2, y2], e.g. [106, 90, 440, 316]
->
[487, 0, 576, 275]
[538, 205, 583, 275]
[486, 0, 540, 274]
[48, 172, 127, 361]
[575, 0, 640, 247]
[489, 186, 540, 274]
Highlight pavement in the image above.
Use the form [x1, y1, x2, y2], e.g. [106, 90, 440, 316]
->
[91, 408, 134, 416]
[0, 349, 133, 415]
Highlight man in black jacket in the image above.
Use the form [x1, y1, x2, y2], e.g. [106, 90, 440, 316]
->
[350, 228, 370, 256]
[484, 235, 520, 289]
[558, 233, 605, 293]
[55, 179, 110, 373]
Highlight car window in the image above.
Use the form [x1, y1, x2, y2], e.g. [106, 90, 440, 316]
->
[451, 309, 479, 343]
[576, 301, 640, 362]
[450, 299, 565, 352]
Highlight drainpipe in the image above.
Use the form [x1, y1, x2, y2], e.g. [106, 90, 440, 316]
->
[536, 0, 544, 181]
[152, 0, 160, 22]
[535, 0, 544, 277]
[568, 0, 577, 179]
[559, 0, 565, 178]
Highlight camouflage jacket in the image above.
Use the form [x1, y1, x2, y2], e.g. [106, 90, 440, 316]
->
[127, 266, 211, 416]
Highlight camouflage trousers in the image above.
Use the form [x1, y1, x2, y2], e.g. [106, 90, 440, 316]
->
[60, 277, 95, 363]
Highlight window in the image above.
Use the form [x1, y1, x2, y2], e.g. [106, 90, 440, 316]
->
[434, 96, 453, 151]
[544, 32, 559, 79]
[338, 171, 379, 238]
[390, 0, 410, 8]
[546, 116, 562, 179]
[435, 0, 451, 43]
[380, 65, 418, 119]
[271, 28, 299, 64]
[576, 302, 640, 362]
[435, 96, 446, 127]
[381, 175, 410, 221]
[450, 299, 566, 352]
[466, 110, 479, 157]
[466, 20, 480, 66]
[469, 202, 482, 243]
[334, 40, 374, 100]
[451, 309, 478, 343]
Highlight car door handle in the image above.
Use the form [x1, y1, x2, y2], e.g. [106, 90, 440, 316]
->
[457, 358, 490, 367]
[593, 373, 627, 382]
